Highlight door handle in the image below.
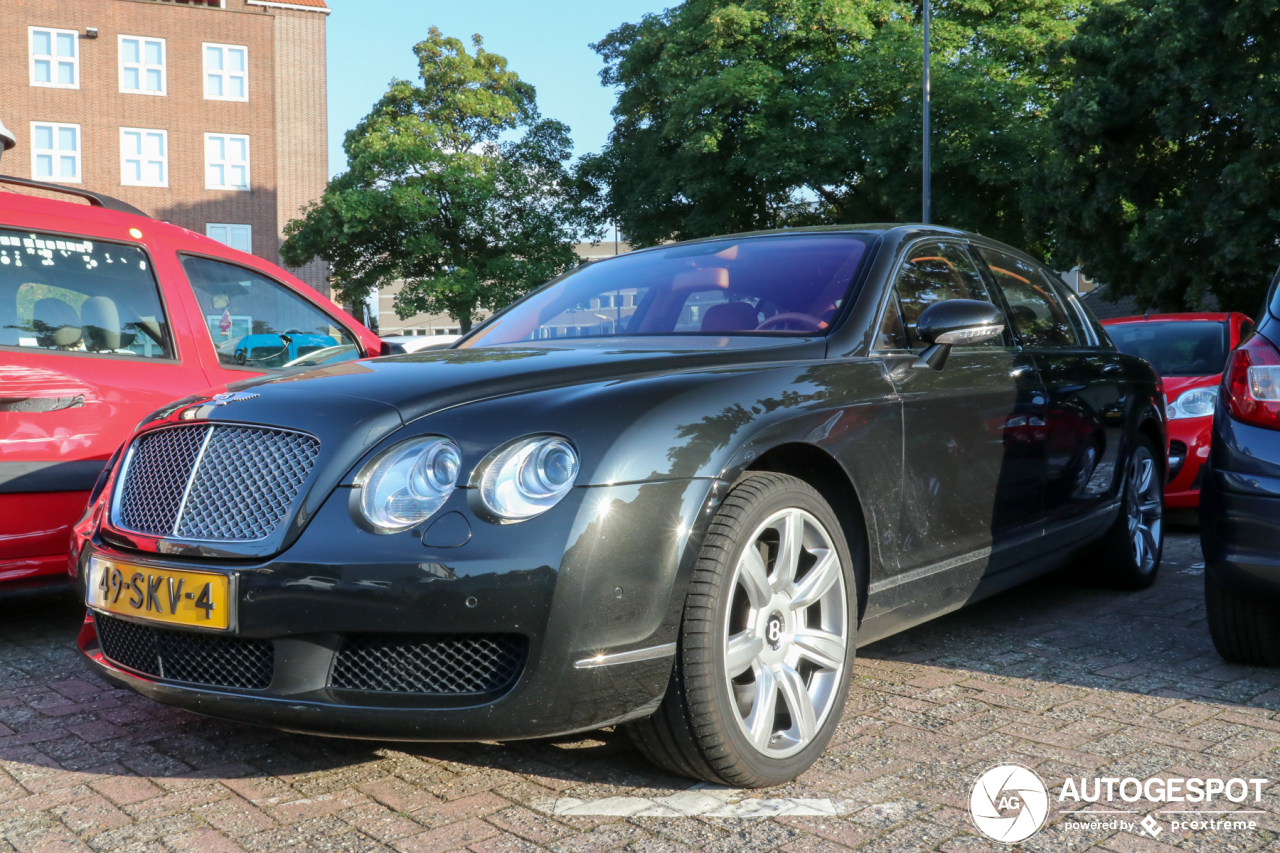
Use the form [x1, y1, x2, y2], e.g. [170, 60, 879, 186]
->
[1103, 363, 1122, 374]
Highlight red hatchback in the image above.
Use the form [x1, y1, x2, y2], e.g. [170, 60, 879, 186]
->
[0, 179, 381, 592]
[1103, 312, 1253, 508]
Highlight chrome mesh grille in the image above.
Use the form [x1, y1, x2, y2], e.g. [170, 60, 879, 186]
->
[176, 427, 319, 540]
[115, 426, 208, 536]
[331, 634, 526, 695]
[94, 613, 274, 690]
[114, 424, 319, 542]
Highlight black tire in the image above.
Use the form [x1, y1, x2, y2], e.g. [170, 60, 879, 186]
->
[1084, 432, 1164, 589]
[625, 472, 860, 787]
[1206, 569, 1280, 666]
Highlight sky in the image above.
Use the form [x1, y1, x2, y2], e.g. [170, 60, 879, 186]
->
[324, 0, 670, 178]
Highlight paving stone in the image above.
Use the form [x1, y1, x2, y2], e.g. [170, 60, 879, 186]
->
[2, 533, 1279, 852]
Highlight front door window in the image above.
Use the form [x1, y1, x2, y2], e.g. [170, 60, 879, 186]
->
[878, 241, 1002, 350]
[180, 256, 357, 370]
[978, 249, 1079, 347]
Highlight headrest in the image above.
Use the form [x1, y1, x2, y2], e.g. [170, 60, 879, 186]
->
[81, 296, 131, 352]
[32, 298, 81, 348]
[700, 301, 760, 333]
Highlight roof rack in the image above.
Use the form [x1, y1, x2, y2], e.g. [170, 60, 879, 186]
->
[0, 174, 149, 218]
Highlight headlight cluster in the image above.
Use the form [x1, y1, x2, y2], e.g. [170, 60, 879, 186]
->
[355, 434, 578, 532]
[477, 436, 579, 522]
[1166, 387, 1218, 420]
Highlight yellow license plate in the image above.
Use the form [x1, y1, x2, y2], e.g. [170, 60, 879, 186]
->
[88, 556, 231, 630]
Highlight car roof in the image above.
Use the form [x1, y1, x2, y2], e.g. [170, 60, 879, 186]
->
[0, 180, 238, 257]
[1101, 313, 1235, 325]
[598, 223, 972, 254]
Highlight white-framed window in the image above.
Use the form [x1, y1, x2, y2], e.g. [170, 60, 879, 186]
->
[31, 123, 80, 183]
[30, 27, 78, 89]
[204, 134, 250, 190]
[206, 224, 252, 254]
[120, 128, 168, 187]
[203, 43, 247, 101]
[119, 36, 166, 96]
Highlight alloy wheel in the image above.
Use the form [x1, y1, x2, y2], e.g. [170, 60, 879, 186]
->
[723, 508, 849, 758]
[1126, 445, 1163, 573]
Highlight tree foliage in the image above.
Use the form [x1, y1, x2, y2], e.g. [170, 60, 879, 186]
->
[281, 29, 594, 331]
[1034, 0, 1280, 313]
[579, 0, 1091, 251]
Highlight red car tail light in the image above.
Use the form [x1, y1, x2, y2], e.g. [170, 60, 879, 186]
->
[1225, 332, 1280, 430]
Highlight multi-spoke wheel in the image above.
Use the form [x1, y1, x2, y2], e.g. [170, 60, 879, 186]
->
[1085, 433, 1164, 589]
[724, 508, 848, 758]
[626, 473, 861, 787]
[1126, 445, 1163, 574]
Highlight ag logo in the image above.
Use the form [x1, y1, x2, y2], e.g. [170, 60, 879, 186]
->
[969, 764, 1049, 843]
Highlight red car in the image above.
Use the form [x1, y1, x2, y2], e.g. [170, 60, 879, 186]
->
[0, 177, 382, 593]
[1103, 312, 1253, 508]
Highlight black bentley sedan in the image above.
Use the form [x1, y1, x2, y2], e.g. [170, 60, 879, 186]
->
[72, 226, 1166, 787]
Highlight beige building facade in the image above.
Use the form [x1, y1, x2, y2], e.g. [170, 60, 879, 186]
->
[1, 0, 331, 294]
[375, 241, 636, 337]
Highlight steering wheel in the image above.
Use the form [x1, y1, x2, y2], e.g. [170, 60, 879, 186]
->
[756, 312, 823, 332]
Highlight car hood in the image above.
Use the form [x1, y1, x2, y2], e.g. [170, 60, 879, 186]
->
[1162, 374, 1221, 397]
[217, 336, 826, 427]
[170, 336, 829, 461]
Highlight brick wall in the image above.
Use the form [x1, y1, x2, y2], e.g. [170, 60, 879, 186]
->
[0, 0, 329, 294]
[270, 6, 329, 296]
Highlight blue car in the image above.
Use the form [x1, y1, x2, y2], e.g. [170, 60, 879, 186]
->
[217, 330, 336, 369]
[1200, 273, 1280, 664]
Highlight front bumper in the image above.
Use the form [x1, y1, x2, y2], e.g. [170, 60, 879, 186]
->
[1165, 417, 1213, 509]
[75, 478, 719, 740]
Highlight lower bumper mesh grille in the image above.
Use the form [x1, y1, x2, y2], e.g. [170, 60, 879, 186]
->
[331, 634, 526, 695]
[94, 613, 273, 690]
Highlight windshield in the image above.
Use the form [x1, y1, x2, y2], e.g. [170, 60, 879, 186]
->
[459, 234, 873, 347]
[1108, 320, 1229, 376]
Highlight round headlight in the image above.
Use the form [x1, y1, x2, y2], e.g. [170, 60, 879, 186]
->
[357, 436, 460, 532]
[1168, 387, 1217, 420]
[477, 436, 579, 521]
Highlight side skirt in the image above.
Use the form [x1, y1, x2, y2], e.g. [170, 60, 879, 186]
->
[856, 502, 1119, 647]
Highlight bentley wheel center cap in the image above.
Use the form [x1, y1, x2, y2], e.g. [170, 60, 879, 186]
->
[765, 611, 786, 650]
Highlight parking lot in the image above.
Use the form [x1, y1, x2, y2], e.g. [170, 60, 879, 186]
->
[2, 530, 1278, 853]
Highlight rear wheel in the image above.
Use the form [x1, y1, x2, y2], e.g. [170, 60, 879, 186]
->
[1206, 569, 1280, 666]
[1086, 434, 1164, 589]
[626, 473, 859, 787]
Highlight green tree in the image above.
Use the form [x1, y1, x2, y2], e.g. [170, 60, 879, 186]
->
[579, 0, 1091, 251]
[1034, 0, 1280, 313]
[281, 29, 595, 331]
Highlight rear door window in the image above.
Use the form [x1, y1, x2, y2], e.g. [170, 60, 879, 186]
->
[0, 228, 174, 359]
[181, 255, 356, 370]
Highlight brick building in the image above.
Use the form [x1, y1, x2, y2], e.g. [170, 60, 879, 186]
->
[0, 0, 331, 295]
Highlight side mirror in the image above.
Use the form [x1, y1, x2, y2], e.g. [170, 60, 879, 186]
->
[913, 299, 1006, 370]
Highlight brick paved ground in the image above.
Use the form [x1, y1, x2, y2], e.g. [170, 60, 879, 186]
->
[3, 531, 1279, 853]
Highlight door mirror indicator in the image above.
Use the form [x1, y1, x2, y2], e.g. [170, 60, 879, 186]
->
[913, 299, 1006, 371]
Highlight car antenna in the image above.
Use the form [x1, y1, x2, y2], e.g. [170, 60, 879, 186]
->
[1143, 279, 1169, 319]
